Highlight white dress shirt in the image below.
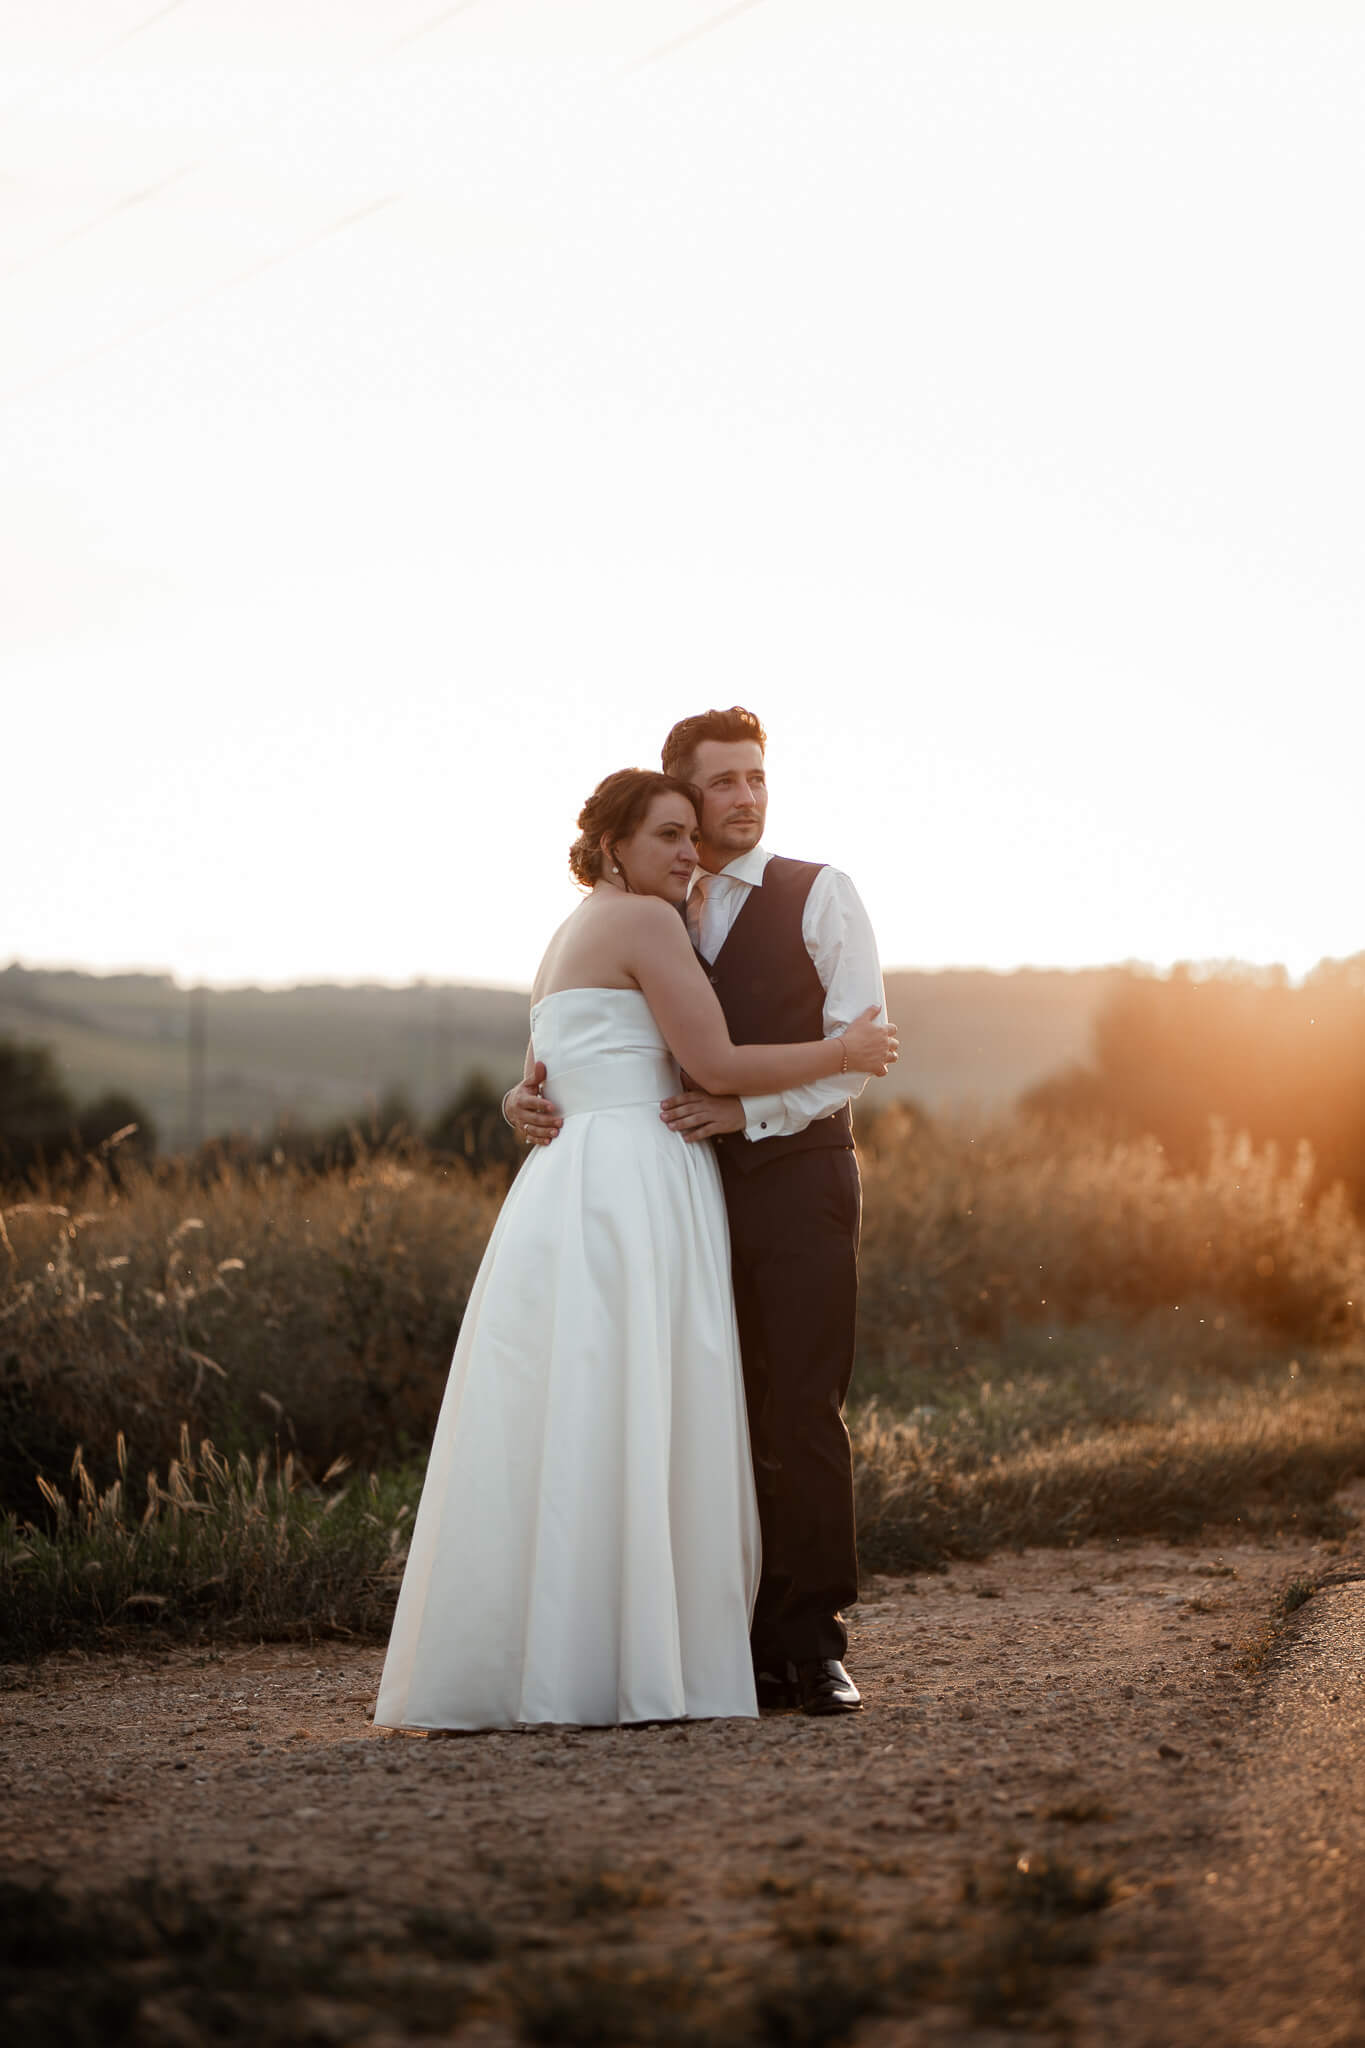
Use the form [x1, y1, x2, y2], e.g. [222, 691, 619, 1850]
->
[686, 845, 888, 1144]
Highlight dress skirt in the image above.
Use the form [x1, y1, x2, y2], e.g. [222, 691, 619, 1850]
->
[374, 987, 761, 1729]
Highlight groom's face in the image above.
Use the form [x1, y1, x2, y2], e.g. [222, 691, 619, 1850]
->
[689, 740, 768, 866]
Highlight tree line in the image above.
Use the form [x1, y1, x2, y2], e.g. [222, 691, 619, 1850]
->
[1023, 955, 1365, 1206]
[0, 1039, 521, 1185]
[6, 952, 1364, 1202]
[0, 1041, 157, 1182]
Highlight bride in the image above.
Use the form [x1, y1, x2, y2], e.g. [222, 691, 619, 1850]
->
[374, 769, 896, 1732]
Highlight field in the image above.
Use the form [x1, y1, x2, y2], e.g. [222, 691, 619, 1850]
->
[0, 960, 1118, 1151]
[5, 1116, 1365, 2043]
[3, 1112, 1363, 1655]
[0, 963, 533, 1152]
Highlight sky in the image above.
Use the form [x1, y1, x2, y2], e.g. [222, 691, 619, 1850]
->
[3, 0, 1362, 990]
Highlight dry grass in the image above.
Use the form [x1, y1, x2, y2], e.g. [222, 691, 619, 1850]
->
[0, 1154, 501, 1511]
[851, 1349, 1365, 1572]
[0, 1426, 412, 1657]
[5, 1117, 1361, 1502]
[6, 1356, 1361, 1656]
[0, 1848, 1123, 2045]
[3, 1119, 1364, 1652]
[856, 1110, 1365, 1384]
[0, 1871, 477, 2046]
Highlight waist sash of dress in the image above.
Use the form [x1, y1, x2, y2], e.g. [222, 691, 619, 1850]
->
[546, 1053, 680, 1119]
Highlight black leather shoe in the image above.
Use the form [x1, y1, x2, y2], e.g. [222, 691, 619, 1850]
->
[754, 1666, 799, 1711]
[794, 1658, 862, 1715]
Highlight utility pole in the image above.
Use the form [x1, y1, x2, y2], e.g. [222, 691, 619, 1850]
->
[188, 983, 206, 1152]
[433, 982, 450, 1109]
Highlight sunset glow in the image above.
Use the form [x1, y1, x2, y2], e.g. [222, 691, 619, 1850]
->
[3, 2, 1362, 989]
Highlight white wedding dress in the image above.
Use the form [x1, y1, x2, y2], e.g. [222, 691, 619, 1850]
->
[374, 986, 761, 1730]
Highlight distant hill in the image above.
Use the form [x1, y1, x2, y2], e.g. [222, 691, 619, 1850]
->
[0, 965, 527, 1153]
[883, 965, 1129, 1113]
[0, 961, 1124, 1151]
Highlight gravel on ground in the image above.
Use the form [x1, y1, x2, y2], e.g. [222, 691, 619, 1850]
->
[3, 1500, 1363, 2045]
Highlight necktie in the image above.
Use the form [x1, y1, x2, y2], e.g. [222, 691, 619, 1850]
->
[686, 872, 711, 955]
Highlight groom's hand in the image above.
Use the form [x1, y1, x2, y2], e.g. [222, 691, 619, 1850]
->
[504, 1066, 562, 1146]
[660, 1090, 746, 1142]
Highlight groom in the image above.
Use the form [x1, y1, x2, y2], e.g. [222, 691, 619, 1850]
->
[506, 706, 886, 1716]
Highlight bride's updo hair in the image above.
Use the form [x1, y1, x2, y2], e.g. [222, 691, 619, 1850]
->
[569, 769, 701, 888]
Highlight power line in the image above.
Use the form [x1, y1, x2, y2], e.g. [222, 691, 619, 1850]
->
[383, 1, 482, 58]
[0, 2, 197, 124]
[628, 0, 774, 75]
[0, 192, 400, 408]
[0, 5, 199, 282]
[98, 1, 193, 58]
[0, 165, 194, 286]
[1, 1, 488, 314]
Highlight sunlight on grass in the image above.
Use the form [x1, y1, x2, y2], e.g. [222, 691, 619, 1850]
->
[0, 1427, 415, 1656]
[3, 1118, 1364, 1652]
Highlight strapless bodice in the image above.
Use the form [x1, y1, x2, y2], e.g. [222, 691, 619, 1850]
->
[529, 986, 678, 1118]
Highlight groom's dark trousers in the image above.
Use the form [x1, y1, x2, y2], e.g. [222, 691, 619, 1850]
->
[705, 856, 862, 1668]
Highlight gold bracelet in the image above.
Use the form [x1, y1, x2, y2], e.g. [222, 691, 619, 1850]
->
[839, 1039, 849, 1076]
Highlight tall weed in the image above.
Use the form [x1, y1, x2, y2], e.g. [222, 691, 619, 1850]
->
[0, 1156, 500, 1509]
[0, 1426, 414, 1655]
[856, 1111, 1363, 1394]
[2, 1118, 1362, 1516]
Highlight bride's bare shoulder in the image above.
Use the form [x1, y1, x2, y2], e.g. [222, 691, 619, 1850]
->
[576, 890, 681, 936]
[533, 893, 687, 1000]
[618, 894, 688, 941]
[531, 903, 591, 1002]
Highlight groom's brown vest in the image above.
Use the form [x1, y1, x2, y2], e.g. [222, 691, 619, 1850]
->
[704, 855, 854, 1176]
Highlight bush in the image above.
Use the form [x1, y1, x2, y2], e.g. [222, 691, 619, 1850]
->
[427, 1068, 521, 1172]
[0, 1427, 414, 1656]
[855, 1109, 1363, 1391]
[1022, 958, 1365, 1207]
[0, 1038, 157, 1184]
[0, 1039, 77, 1180]
[3, 1116, 1363, 1605]
[4, 1116, 1363, 1499]
[0, 1154, 502, 1514]
[76, 1091, 157, 1166]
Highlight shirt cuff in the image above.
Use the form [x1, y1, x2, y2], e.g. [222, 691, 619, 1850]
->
[740, 1092, 788, 1142]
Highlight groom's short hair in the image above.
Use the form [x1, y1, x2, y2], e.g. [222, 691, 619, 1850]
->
[661, 705, 766, 782]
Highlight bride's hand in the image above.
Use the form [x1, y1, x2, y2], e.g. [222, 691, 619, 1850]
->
[841, 1006, 899, 1077]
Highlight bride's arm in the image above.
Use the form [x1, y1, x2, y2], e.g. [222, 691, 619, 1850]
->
[627, 900, 894, 1092]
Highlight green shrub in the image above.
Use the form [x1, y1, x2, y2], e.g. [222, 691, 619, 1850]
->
[0, 1426, 416, 1656]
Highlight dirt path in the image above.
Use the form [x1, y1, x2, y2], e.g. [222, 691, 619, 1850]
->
[3, 1512, 1361, 2045]
[1078, 1548, 1365, 2048]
